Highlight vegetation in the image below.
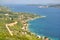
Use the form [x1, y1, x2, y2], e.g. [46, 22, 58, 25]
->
[0, 6, 43, 40]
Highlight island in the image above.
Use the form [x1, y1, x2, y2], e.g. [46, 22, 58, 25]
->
[0, 6, 50, 40]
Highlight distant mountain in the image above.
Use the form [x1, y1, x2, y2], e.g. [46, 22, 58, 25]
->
[26, 4, 49, 8]
[26, 4, 46, 6]
[27, 4, 60, 8]
[48, 4, 60, 8]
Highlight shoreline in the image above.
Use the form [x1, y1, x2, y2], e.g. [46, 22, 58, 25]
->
[26, 16, 58, 40]
[24, 16, 52, 40]
[26, 16, 46, 22]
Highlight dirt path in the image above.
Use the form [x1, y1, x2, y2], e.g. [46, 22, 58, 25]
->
[6, 24, 13, 36]
[5, 21, 17, 36]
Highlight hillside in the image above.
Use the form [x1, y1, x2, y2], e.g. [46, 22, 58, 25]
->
[0, 6, 43, 40]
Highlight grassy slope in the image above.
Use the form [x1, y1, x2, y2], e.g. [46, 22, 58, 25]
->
[0, 6, 42, 40]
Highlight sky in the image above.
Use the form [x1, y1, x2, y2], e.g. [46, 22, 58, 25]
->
[0, 0, 60, 5]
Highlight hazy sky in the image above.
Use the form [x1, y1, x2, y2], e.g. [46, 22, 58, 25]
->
[0, 0, 60, 5]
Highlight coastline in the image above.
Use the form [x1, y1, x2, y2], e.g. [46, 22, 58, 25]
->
[26, 16, 46, 22]
[26, 16, 58, 40]
[25, 16, 51, 40]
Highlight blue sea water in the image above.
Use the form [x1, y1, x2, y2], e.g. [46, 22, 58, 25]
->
[6, 5, 60, 40]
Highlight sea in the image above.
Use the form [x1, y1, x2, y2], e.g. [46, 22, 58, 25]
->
[5, 5, 60, 40]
